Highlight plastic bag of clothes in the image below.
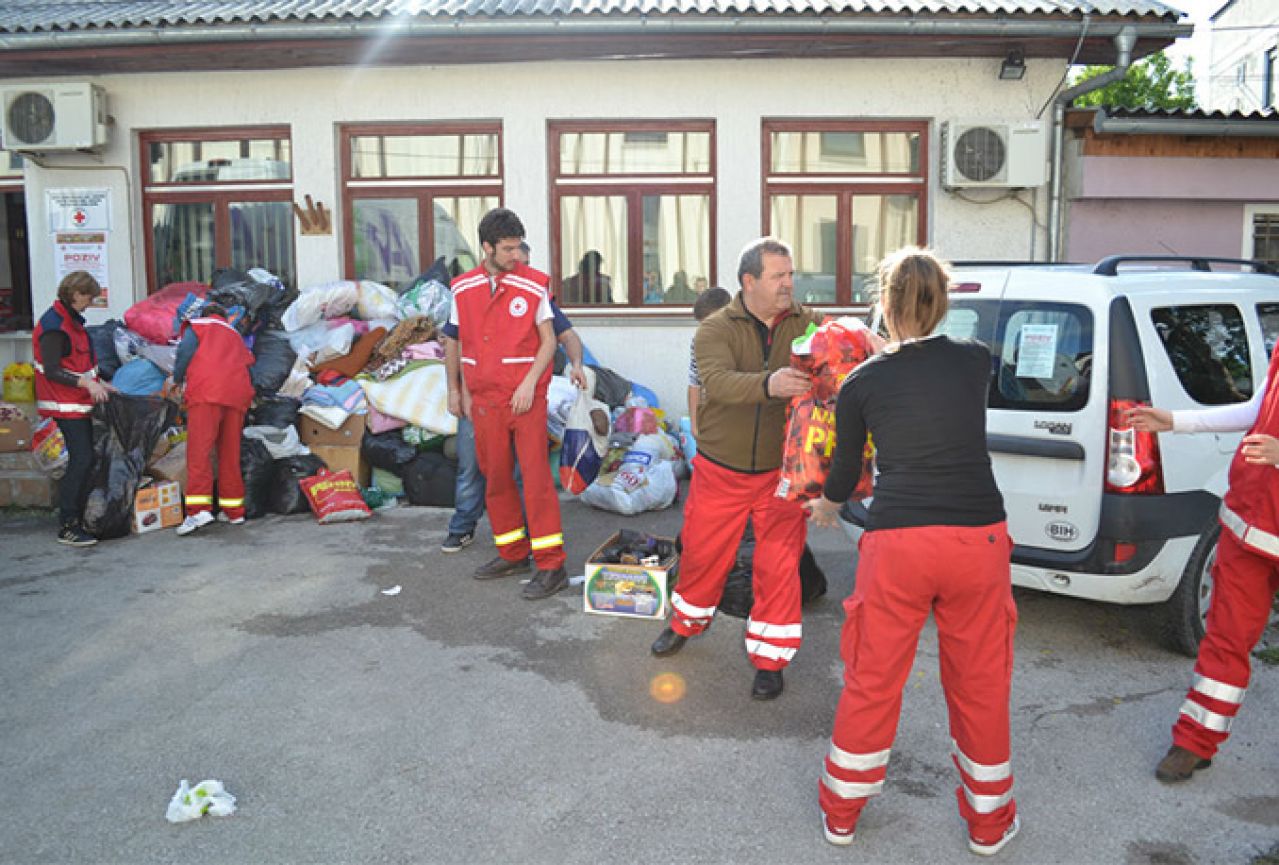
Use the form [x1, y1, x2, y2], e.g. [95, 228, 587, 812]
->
[580, 442, 678, 516]
[125, 281, 207, 345]
[111, 357, 167, 396]
[401, 451, 457, 507]
[699, 522, 828, 619]
[82, 395, 176, 539]
[361, 429, 419, 472]
[208, 267, 278, 324]
[396, 259, 452, 325]
[281, 281, 360, 332]
[589, 364, 633, 409]
[243, 424, 310, 460]
[240, 437, 276, 520]
[268, 453, 326, 515]
[86, 321, 125, 381]
[776, 318, 877, 504]
[559, 383, 610, 495]
[247, 395, 301, 429]
[357, 280, 400, 321]
[249, 329, 297, 395]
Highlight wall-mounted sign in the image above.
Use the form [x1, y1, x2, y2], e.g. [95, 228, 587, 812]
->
[54, 232, 109, 307]
[47, 188, 111, 233]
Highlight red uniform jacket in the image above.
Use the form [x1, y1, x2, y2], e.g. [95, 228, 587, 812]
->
[184, 317, 255, 411]
[32, 300, 96, 419]
[450, 263, 553, 404]
[1223, 346, 1279, 552]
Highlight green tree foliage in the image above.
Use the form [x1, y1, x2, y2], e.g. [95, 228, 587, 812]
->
[1072, 50, 1197, 110]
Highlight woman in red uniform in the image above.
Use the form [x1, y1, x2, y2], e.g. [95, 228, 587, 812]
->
[806, 248, 1019, 856]
[172, 303, 255, 536]
[32, 271, 116, 546]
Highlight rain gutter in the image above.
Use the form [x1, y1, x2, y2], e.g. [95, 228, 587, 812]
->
[0, 16, 1189, 50]
[1093, 108, 1279, 137]
[1047, 24, 1137, 262]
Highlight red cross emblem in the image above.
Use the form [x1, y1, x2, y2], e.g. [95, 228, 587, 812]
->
[72, 209, 87, 227]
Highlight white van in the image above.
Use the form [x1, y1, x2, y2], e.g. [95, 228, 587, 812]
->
[842, 255, 1279, 655]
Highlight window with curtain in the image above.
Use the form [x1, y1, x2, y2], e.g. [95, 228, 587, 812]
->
[551, 121, 715, 307]
[141, 128, 295, 293]
[342, 124, 501, 290]
[764, 120, 927, 306]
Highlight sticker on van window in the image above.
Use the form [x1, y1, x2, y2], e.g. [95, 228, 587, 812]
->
[1016, 324, 1059, 379]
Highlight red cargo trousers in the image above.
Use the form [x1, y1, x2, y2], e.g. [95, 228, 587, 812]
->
[1172, 529, 1279, 759]
[669, 455, 808, 671]
[185, 403, 247, 520]
[820, 522, 1018, 845]
[472, 396, 566, 571]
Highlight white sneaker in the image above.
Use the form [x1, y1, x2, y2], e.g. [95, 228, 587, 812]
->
[822, 815, 856, 847]
[969, 815, 1020, 857]
[176, 511, 215, 536]
[215, 512, 246, 525]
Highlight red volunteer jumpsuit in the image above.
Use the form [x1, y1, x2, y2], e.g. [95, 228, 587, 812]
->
[32, 300, 96, 419]
[451, 263, 565, 571]
[182, 316, 255, 520]
[1173, 346, 1279, 759]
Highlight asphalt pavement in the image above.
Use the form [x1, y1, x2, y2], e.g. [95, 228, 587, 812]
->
[0, 495, 1276, 865]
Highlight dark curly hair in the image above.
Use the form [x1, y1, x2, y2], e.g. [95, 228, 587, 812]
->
[478, 208, 525, 248]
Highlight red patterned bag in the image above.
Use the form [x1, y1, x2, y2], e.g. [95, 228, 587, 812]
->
[776, 318, 877, 504]
[299, 468, 372, 524]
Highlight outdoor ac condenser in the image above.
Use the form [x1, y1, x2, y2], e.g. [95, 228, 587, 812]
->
[941, 120, 1048, 189]
[0, 82, 108, 152]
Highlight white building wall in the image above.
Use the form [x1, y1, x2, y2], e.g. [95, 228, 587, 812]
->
[10, 55, 1061, 413]
[1206, 0, 1279, 112]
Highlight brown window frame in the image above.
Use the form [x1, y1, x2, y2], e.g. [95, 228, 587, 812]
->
[339, 121, 503, 283]
[762, 119, 929, 308]
[140, 125, 294, 294]
[549, 119, 717, 309]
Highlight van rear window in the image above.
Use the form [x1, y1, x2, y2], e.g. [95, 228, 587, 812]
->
[940, 300, 1093, 412]
[1151, 305, 1254, 405]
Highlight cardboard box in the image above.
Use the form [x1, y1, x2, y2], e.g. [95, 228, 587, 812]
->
[0, 414, 33, 453]
[584, 532, 678, 620]
[148, 440, 188, 487]
[133, 480, 183, 534]
[297, 413, 366, 448]
[310, 444, 371, 488]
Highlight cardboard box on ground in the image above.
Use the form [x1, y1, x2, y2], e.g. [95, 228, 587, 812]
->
[298, 413, 371, 487]
[584, 531, 679, 620]
[0, 414, 32, 452]
[133, 480, 182, 533]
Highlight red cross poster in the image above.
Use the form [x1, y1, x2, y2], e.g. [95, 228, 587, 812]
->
[47, 188, 111, 233]
[54, 233, 109, 307]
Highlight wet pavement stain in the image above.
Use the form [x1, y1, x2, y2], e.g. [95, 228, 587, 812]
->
[1214, 795, 1279, 827]
[1125, 840, 1195, 865]
[1030, 687, 1174, 731]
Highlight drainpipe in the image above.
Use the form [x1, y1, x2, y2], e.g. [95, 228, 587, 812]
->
[1047, 25, 1137, 262]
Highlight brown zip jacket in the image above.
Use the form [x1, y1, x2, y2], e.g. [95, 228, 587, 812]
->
[694, 293, 823, 473]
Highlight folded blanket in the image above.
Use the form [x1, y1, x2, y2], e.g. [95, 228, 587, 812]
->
[359, 362, 456, 436]
[312, 327, 388, 380]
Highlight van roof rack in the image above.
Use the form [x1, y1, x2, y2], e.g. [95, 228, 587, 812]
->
[1092, 255, 1277, 276]
[950, 260, 1081, 268]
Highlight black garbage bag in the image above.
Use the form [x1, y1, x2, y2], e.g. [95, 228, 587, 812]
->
[361, 429, 419, 473]
[399, 256, 453, 297]
[81, 395, 177, 539]
[87, 319, 125, 381]
[268, 453, 326, 515]
[707, 521, 829, 620]
[248, 329, 296, 395]
[240, 437, 275, 520]
[208, 267, 278, 323]
[401, 452, 457, 507]
[255, 283, 299, 332]
[248, 395, 301, 429]
[589, 364, 632, 409]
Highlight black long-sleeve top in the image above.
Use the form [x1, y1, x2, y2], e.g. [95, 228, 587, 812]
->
[37, 330, 86, 388]
[823, 334, 1005, 531]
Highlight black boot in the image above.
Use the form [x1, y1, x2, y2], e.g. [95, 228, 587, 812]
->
[650, 627, 688, 657]
[751, 669, 784, 701]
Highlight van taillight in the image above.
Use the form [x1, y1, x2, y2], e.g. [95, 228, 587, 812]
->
[1105, 399, 1164, 494]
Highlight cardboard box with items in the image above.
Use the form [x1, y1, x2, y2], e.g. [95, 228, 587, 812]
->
[133, 480, 183, 534]
[584, 530, 679, 620]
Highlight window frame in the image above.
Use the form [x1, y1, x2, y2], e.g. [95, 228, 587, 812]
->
[140, 125, 294, 294]
[549, 119, 717, 309]
[761, 119, 929, 308]
[1243, 203, 1279, 269]
[339, 121, 503, 286]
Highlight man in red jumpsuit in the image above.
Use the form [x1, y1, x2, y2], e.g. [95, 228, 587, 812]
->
[173, 304, 255, 536]
[649, 238, 821, 700]
[1130, 345, 1279, 782]
[444, 208, 568, 600]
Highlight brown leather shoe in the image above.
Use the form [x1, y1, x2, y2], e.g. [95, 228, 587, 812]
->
[473, 555, 531, 581]
[522, 567, 568, 600]
[1155, 745, 1211, 783]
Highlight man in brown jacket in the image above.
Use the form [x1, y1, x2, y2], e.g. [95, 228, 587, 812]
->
[651, 237, 822, 700]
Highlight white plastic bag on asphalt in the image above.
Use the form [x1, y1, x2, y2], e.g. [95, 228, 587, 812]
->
[165, 779, 237, 823]
[580, 449, 678, 515]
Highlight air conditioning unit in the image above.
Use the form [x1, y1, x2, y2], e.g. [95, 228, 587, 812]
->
[941, 120, 1048, 189]
[0, 82, 108, 152]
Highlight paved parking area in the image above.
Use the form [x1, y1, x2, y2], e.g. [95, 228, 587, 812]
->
[1, 498, 1276, 864]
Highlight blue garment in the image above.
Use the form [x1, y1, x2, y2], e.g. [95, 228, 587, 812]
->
[172, 328, 198, 384]
[111, 357, 167, 396]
